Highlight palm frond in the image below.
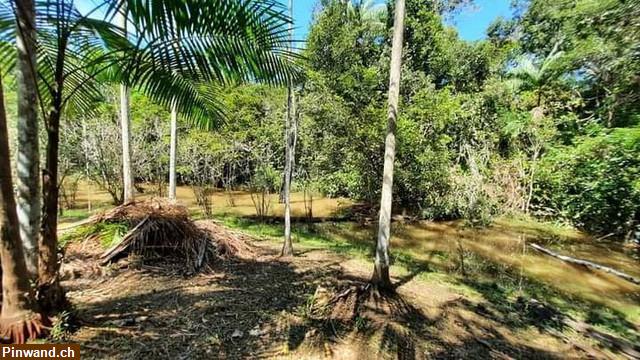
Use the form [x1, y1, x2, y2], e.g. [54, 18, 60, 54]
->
[3, 0, 304, 130]
[0, 1, 16, 77]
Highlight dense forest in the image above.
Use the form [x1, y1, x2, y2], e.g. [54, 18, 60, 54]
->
[0, 0, 638, 358]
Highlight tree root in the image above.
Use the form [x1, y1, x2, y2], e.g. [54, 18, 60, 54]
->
[318, 283, 372, 323]
[0, 313, 50, 344]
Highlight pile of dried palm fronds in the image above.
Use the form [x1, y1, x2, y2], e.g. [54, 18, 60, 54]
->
[88, 199, 210, 272]
[85, 199, 256, 273]
[90, 198, 188, 226]
[195, 220, 257, 259]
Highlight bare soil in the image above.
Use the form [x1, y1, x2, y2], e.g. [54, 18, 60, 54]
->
[62, 220, 619, 359]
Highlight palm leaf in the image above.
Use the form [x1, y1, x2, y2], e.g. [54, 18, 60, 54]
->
[1, 0, 304, 128]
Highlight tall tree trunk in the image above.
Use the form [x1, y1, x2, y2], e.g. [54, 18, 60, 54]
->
[39, 108, 65, 312]
[281, 0, 295, 257]
[371, 0, 405, 290]
[0, 73, 46, 343]
[119, 7, 134, 203]
[39, 36, 67, 311]
[168, 102, 178, 201]
[524, 145, 540, 214]
[282, 87, 297, 256]
[14, 0, 39, 281]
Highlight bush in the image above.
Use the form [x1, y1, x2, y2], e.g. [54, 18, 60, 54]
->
[536, 127, 640, 236]
[249, 164, 281, 220]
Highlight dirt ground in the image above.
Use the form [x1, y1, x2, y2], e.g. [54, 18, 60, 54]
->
[61, 220, 620, 359]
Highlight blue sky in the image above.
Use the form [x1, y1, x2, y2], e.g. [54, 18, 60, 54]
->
[449, 0, 513, 40]
[291, 0, 513, 41]
[76, 0, 512, 42]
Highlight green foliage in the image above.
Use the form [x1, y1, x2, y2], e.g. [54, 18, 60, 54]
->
[395, 87, 455, 216]
[518, 0, 640, 128]
[59, 222, 129, 249]
[305, 0, 387, 111]
[50, 0, 640, 238]
[50, 311, 74, 341]
[0, 0, 302, 131]
[250, 164, 282, 194]
[537, 128, 640, 235]
[404, 0, 497, 93]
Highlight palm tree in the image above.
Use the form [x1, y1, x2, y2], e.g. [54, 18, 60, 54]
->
[281, 0, 296, 256]
[150, 0, 301, 204]
[168, 101, 178, 200]
[117, 5, 134, 203]
[371, 0, 405, 290]
[346, 0, 385, 27]
[509, 42, 563, 109]
[507, 43, 563, 213]
[13, 0, 39, 282]
[0, 73, 46, 343]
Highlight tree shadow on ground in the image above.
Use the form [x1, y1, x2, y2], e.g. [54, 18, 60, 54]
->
[297, 274, 571, 359]
[68, 247, 574, 359]
[458, 261, 640, 342]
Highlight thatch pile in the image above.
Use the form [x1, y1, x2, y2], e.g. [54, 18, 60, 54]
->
[88, 198, 255, 273]
[90, 198, 188, 225]
[195, 220, 257, 259]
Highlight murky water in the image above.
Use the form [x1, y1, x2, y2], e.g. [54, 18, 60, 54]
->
[63, 182, 353, 219]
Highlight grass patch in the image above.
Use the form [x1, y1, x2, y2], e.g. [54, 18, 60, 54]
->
[218, 215, 373, 259]
[59, 208, 91, 223]
[59, 222, 130, 249]
[497, 215, 584, 241]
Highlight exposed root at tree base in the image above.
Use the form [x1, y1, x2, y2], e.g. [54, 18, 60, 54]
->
[0, 313, 50, 344]
[295, 282, 436, 359]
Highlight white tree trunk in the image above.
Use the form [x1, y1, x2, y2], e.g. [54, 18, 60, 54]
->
[281, 0, 296, 256]
[168, 102, 178, 201]
[372, 0, 405, 289]
[118, 7, 134, 203]
[15, 0, 39, 280]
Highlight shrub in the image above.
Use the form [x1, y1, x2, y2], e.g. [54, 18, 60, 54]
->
[536, 127, 640, 235]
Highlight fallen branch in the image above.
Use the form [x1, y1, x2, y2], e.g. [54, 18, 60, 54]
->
[99, 216, 150, 265]
[530, 243, 640, 285]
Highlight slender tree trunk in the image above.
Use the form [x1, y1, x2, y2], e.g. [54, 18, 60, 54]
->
[39, 107, 65, 312]
[15, 0, 39, 281]
[39, 35, 67, 311]
[0, 74, 46, 343]
[118, 7, 134, 203]
[281, 0, 295, 257]
[282, 87, 297, 256]
[524, 145, 540, 214]
[168, 102, 178, 201]
[371, 0, 405, 290]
